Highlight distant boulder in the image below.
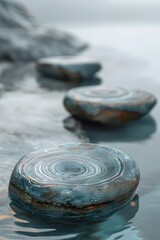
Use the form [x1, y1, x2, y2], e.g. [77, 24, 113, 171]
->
[0, 0, 87, 61]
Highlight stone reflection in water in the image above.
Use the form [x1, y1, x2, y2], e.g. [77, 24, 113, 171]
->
[8, 195, 139, 240]
[64, 115, 156, 143]
[0, 63, 101, 93]
[37, 74, 102, 92]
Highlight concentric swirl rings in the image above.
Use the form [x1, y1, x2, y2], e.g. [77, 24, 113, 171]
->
[64, 86, 157, 124]
[9, 143, 140, 217]
[19, 149, 122, 186]
[82, 87, 129, 99]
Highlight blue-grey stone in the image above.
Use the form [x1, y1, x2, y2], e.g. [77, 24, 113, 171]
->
[37, 56, 101, 80]
[9, 143, 140, 218]
[64, 86, 157, 124]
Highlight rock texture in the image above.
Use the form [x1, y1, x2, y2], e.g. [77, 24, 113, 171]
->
[37, 56, 101, 81]
[9, 143, 140, 218]
[0, 0, 87, 61]
[64, 86, 157, 125]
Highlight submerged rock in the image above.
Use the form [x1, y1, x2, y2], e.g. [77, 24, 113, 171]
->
[37, 56, 101, 81]
[64, 86, 157, 125]
[0, 0, 87, 61]
[9, 143, 140, 218]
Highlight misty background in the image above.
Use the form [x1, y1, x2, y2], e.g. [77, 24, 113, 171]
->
[18, 0, 160, 24]
[16, 0, 160, 85]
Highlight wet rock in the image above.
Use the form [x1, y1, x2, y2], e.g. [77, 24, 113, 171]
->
[37, 56, 101, 81]
[9, 143, 140, 218]
[64, 86, 157, 125]
[0, 0, 87, 61]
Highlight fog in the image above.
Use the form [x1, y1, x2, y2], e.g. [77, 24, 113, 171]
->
[18, 0, 160, 24]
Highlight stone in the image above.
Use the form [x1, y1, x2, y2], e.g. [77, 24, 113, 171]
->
[37, 56, 102, 81]
[64, 86, 157, 125]
[0, 0, 87, 61]
[9, 143, 140, 218]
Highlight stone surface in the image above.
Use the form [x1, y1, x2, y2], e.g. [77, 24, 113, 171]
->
[64, 86, 157, 124]
[37, 56, 102, 81]
[0, 0, 87, 61]
[9, 143, 140, 218]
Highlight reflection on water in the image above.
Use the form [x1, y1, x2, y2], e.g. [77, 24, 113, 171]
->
[37, 75, 101, 91]
[0, 63, 101, 93]
[0, 195, 138, 240]
[64, 115, 157, 143]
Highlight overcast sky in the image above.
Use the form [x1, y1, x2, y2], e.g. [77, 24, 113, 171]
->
[18, 0, 160, 24]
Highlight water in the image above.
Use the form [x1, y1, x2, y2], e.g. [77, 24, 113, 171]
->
[0, 9, 160, 240]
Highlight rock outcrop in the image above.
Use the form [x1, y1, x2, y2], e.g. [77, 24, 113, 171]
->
[0, 0, 87, 61]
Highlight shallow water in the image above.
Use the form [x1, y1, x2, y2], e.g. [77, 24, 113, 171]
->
[0, 23, 160, 239]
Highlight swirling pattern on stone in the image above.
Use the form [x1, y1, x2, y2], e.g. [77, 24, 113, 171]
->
[64, 86, 157, 124]
[37, 56, 101, 81]
[9, 143, 140, 218]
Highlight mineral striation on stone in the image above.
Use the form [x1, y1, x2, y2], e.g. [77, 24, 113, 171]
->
[37, 56, 101, 81]
[0, 0, 87, 61]
[64, 86, 157, 124]
[9, 143, 140, 218]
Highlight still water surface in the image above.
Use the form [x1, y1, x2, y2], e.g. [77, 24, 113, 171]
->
[0, 20, 160, 240]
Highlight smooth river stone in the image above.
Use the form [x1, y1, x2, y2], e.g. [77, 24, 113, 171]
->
[9, 143, 140, 218]
[37, 57, 102, 81]
[64, 86, 157, 124]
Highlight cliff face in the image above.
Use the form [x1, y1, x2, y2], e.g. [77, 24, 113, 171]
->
[0, 0, 87, 61]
